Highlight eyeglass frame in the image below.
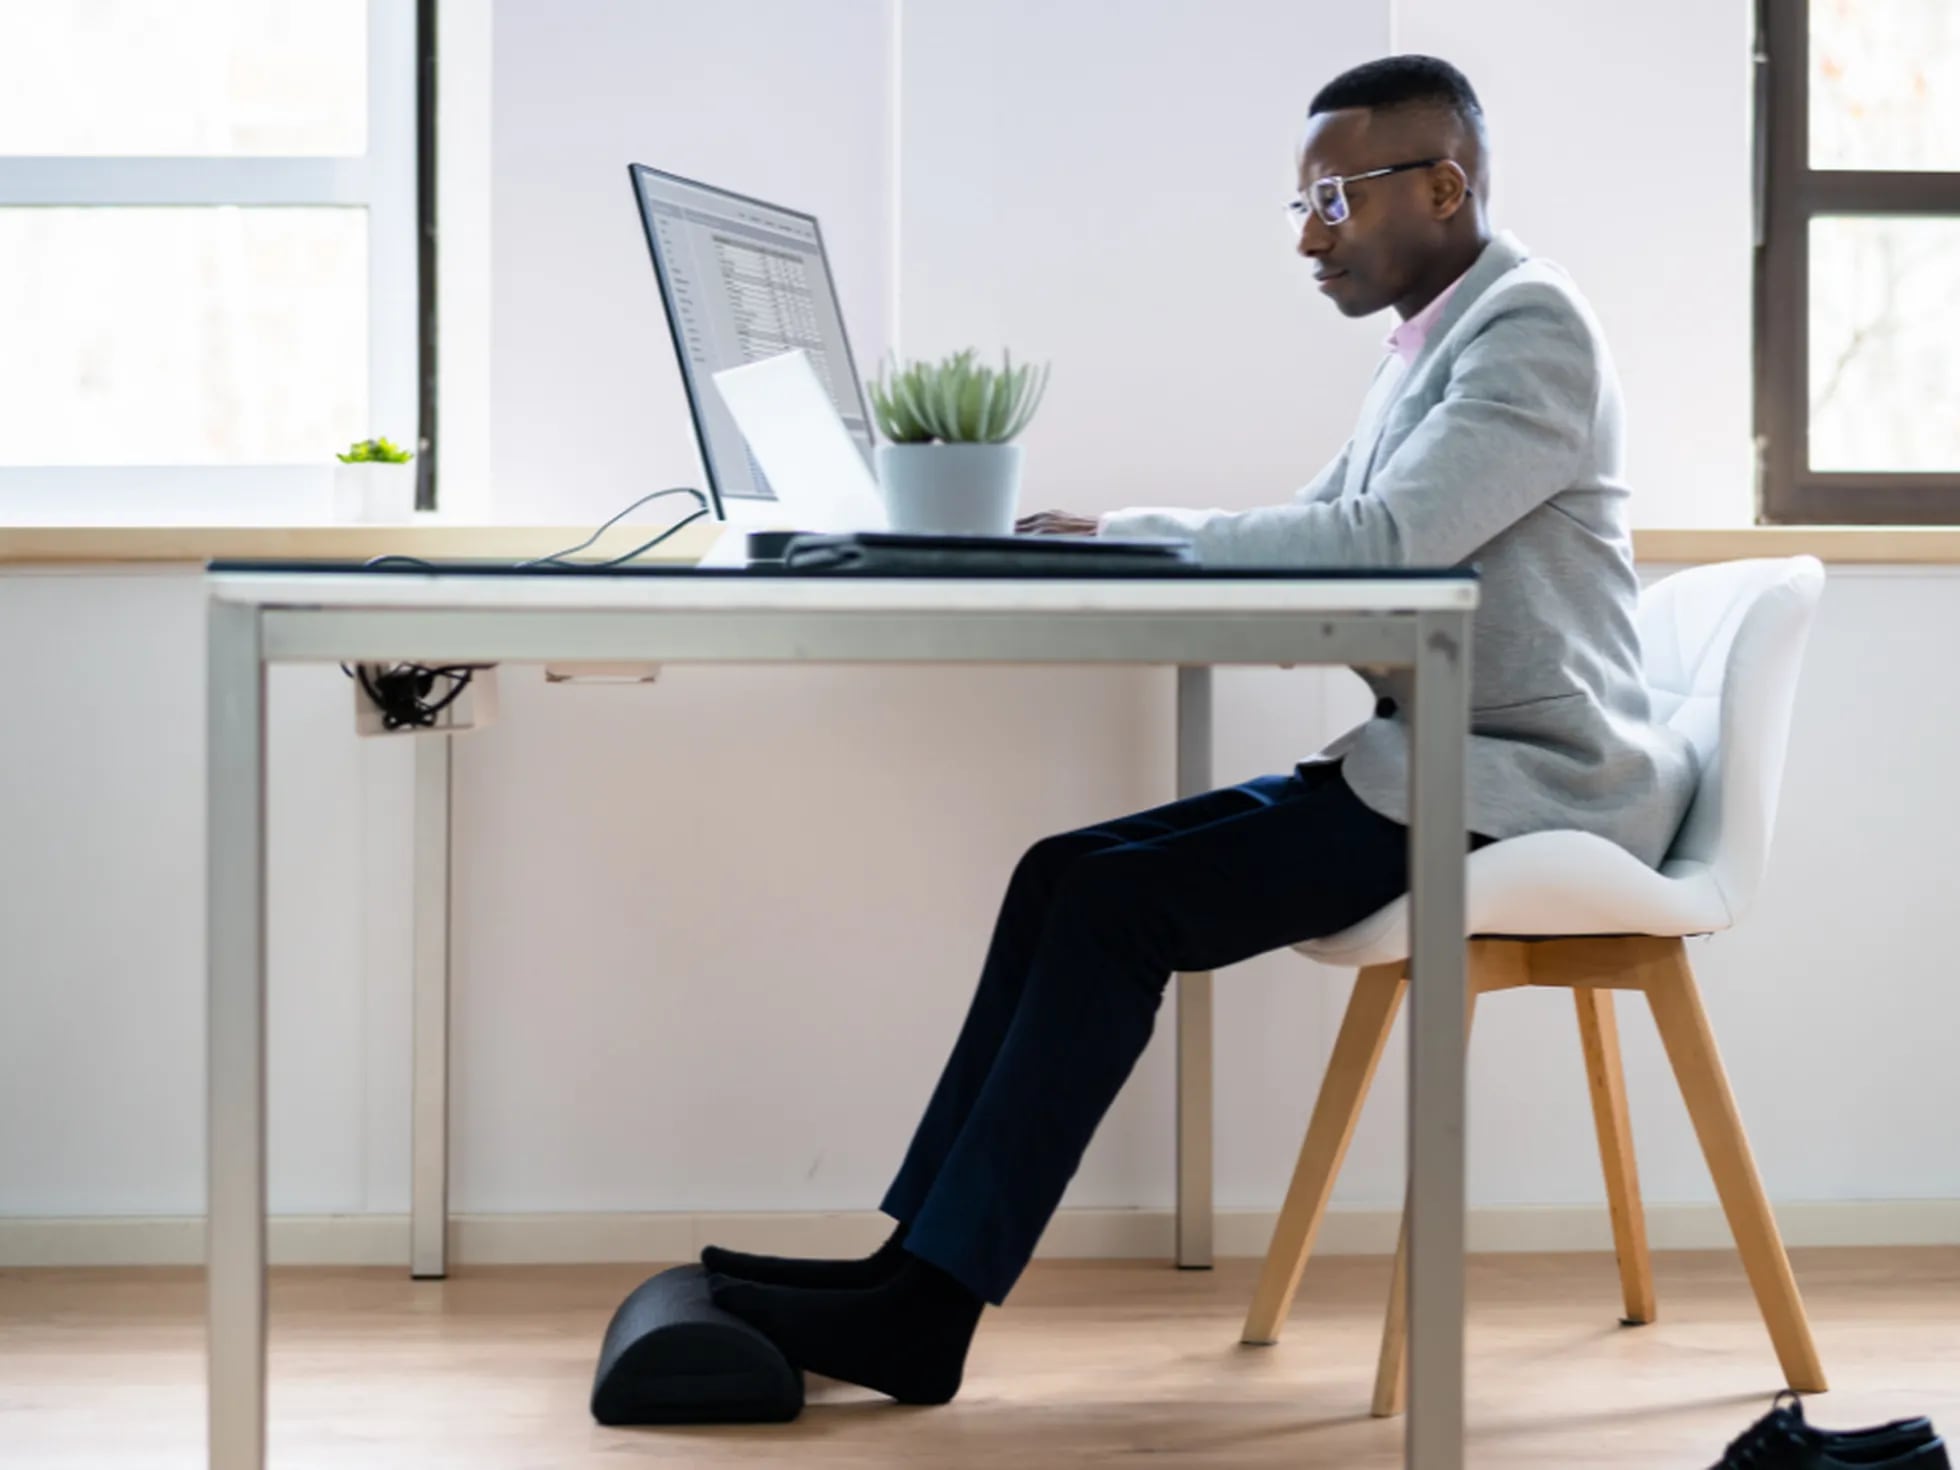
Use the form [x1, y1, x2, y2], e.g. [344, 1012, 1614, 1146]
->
[1285, 157, 1444, 233]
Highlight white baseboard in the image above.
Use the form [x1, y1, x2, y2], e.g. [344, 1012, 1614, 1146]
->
[4, 1199, 1957, 1269]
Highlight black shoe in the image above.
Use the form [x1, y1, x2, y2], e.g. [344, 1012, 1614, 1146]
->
[1712, 1395, 1949, 1468]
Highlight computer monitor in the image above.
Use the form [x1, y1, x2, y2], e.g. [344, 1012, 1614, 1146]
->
[628, 164, 875, 522]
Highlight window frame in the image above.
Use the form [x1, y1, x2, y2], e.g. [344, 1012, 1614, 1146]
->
[0, 0, 421, 522]
[1756, 0, 1960, 524]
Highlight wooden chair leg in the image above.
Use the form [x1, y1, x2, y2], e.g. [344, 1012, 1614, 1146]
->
[1369, 958, 1509, 1417]
[1372, 1211, 1412, 1417]
[1575, 986, 1656, 1325]
[1643, 943, 1828, 1392]
[1241, 964, 1406, 1345]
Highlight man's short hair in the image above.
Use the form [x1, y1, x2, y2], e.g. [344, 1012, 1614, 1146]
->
[1309, 54, 1484, 137]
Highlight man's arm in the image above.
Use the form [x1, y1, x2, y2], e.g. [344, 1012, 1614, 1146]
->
[1097, 286, 1598, 567]
[1093, 437, 1353, 540]
[1290, 437, 1355, 507]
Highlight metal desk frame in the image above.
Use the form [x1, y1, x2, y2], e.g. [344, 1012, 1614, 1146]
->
[206, 569, 1473, 1469]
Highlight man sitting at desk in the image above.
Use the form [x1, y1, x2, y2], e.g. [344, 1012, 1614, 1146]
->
[700, 54, 1696, 1405]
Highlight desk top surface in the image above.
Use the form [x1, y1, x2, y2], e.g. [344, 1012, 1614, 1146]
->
[206, 560, 1479, 615]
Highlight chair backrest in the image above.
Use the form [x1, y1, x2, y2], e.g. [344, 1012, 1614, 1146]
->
[1637, 556, 1825, 923]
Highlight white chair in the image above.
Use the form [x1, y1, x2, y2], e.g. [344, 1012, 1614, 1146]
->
[1241, 556, 1830, 1416]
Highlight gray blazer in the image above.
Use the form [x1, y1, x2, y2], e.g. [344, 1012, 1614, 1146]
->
[1101, 231, 1696, 867]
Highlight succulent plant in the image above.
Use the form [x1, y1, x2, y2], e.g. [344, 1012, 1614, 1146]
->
[336, 436, 414, 464]
[867, 349, 1051, 445]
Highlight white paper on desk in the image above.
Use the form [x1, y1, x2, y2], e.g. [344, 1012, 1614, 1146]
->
[711, 349, 887, 531]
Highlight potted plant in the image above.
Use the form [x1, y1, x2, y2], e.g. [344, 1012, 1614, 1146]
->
[332, 436, 416, 522]
[866, 349, 1050, 534]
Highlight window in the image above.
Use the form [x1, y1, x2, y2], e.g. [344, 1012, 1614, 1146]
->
[0, 1, 420, 520]
[1757, 0, 1960, 523]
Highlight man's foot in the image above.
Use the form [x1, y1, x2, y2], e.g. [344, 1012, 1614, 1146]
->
[701, 1221, 910, 1290]
[707, 1253, 985, 1405]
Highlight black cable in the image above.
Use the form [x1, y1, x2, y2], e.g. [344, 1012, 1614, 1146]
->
[536, 505, 713, 569]
[356, 663, 481, 731]
[354, 485, 710, 575]
[342, 486, 713, 723]
[515, 486, 711, 568]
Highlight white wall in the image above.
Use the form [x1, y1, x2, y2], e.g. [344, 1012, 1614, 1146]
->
[1396, 0, 1757, 527]
[896, 0, 1390, 513]
[488, 0, 893, 524]
[11, 563, 1960, 1227]
[10, 1, 1955, 1248]
[0, 570, 381, 1216]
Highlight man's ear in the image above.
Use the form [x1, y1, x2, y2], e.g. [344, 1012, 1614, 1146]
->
[1431, 160, 1470, 220]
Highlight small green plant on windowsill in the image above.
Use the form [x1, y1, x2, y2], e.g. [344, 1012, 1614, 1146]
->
[332, 436, 417, 521]
[336, 436, 415, 464]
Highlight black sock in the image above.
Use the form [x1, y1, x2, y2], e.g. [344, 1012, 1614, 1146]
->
[700, 1219, 910, 1290]
[706, 1252, 985, 1405]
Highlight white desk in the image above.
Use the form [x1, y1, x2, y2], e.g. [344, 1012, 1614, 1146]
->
[205, 565, 1476, 1470]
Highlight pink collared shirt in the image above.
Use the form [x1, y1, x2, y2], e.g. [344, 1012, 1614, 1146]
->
[1384, 274, 1465, 365]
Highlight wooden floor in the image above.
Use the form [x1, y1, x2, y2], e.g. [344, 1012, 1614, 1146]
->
[4, 1248, 1957, 1467]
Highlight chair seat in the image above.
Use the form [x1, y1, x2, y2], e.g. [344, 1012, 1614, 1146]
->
[1293, 829, 1734, 969]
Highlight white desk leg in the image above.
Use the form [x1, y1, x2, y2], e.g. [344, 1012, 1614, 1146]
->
[1174, 666, 1214, 1270]
[207, 599, 267, 1470]
[1406, 610, 1471, 1470]
[410, 734, 453, 1280]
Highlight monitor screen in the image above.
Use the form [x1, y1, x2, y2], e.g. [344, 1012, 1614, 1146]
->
[628, 164, 874, 520]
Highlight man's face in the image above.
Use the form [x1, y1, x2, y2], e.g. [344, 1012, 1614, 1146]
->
[1292, 109, 1458, 318]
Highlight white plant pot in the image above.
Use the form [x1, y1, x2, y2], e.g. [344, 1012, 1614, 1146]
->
[331, 461, 417, 523]
[875, 443, 1023, 536]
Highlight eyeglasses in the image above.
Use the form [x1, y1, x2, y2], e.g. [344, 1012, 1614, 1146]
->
[1284, 157, 1442, 235]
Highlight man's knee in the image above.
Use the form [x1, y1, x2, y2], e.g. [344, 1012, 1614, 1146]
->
[1013, 831, 1104, 895]
[1035, 847, 1185, 991]
[1050, 845, 1179, 935]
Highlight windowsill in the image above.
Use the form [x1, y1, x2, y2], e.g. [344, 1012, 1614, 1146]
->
[4, 523, 1960, 566]
[1632, 526, 1960, 564]
[0, 519, 724, 566]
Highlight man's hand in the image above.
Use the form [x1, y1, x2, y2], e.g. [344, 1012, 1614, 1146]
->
[1016, 510, 1100, 537]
